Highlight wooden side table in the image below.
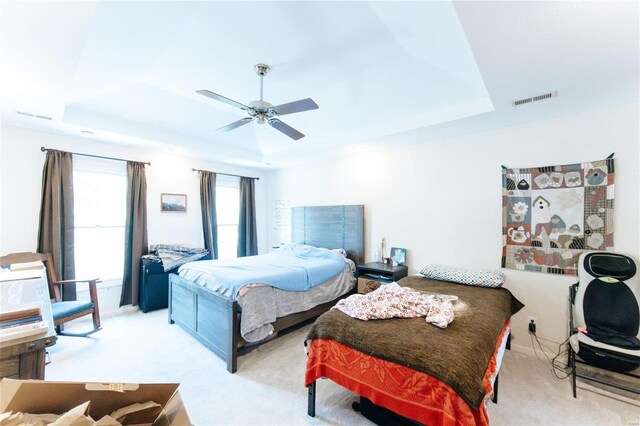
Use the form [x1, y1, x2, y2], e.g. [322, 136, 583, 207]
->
[0, 331, 56, 379]
[356, 262, 408, 294]
[0, 268, 57, 379]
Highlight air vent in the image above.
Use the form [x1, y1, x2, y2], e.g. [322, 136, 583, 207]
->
[17, 110, 53, 120]
[513, 91, 558, 107]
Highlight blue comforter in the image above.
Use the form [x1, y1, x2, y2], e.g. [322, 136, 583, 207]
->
[177, 244, 347, 299]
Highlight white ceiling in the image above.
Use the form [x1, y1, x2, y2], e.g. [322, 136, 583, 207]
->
[1, 1, 638, 168]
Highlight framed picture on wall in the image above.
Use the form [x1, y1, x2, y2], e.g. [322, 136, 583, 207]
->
[161, 193, 187, 212]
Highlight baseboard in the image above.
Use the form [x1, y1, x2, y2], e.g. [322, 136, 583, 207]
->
[77, 282, 123, 314]
[509, 341, 569, 365]
[510, 342, 536, 356]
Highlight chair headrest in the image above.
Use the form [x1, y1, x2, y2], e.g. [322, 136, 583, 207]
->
[582, 252, 637, 282]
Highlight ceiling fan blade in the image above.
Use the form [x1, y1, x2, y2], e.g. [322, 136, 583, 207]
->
[217, 117, 253, 132]
[197, 89, 248, 110]
[271, 98, 319, 116]
[268, 118, 305, 140]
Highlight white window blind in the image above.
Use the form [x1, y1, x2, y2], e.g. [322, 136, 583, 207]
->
[216, 176, 240, 259]
[73, 157, 126, 281]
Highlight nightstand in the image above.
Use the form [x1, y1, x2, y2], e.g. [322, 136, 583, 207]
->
[356, 262, 408, 294]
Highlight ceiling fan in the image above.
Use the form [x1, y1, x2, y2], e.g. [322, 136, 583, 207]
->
[197, 63, 319, 141]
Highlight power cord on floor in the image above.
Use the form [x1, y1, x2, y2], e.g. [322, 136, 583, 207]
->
[530, 331, 572, 380]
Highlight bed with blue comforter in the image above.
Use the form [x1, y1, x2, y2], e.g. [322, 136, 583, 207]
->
[169, 243, 357, 373]
[178, 244, 348, 298]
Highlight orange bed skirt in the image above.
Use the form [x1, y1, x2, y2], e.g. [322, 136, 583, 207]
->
[305, 320, 510, 426]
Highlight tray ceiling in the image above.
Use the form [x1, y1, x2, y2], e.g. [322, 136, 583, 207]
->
[1, 1, 637, 168]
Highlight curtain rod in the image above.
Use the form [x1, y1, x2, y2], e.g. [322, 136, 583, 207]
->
[41, 147, 151, 166]
[192, 168, 259, 180]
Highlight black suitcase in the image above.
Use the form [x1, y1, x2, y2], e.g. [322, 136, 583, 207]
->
[139, 258, 178, 313]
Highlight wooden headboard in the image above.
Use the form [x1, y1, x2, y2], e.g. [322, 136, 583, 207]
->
[291, 205, 364, 265]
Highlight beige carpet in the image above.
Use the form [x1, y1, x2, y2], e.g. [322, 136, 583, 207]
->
[47, 310, 639, 425]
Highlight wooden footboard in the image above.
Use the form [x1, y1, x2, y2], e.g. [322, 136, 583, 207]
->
[169, 273, 354, 373]
[169, 273, 239, 372]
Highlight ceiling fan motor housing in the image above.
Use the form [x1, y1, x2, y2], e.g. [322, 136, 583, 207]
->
[248, 100, 274, 112]
[248, 100, 275, 124]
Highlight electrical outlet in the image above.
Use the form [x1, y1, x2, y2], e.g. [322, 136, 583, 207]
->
[528, 316, 537, 334]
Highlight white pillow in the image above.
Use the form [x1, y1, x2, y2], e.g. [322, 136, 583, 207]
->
[420, 264, 505, 288]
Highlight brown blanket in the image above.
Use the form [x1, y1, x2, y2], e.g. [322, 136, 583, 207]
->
[305, 276, 524, 409]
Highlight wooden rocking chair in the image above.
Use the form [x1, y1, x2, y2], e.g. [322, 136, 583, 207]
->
[0, 252, 101, 336]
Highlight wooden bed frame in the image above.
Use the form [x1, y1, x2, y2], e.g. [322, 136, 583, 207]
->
[168, 205, 364, 373]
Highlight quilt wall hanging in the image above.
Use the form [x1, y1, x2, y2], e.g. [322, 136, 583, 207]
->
[501, 157, 614, 275]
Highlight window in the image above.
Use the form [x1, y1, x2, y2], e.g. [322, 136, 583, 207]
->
[73, 157, 126, 281]
[216, 176, 240, 259]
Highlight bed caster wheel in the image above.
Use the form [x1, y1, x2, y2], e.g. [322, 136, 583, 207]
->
[352, 401, 361, 412]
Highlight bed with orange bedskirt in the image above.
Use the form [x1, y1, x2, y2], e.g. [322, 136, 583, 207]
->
[305, 276, 523, 426]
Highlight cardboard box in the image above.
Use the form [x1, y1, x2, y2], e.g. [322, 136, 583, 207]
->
[0, 379, 191, 426]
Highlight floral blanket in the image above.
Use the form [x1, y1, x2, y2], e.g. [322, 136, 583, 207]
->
[333, 282, 455, 328]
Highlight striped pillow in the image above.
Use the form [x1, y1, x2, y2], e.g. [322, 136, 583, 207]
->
[420, 264, 505, 288]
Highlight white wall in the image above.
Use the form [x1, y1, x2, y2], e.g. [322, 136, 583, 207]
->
[266, 103, 640, 351]
[0, 126, 269, 312]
